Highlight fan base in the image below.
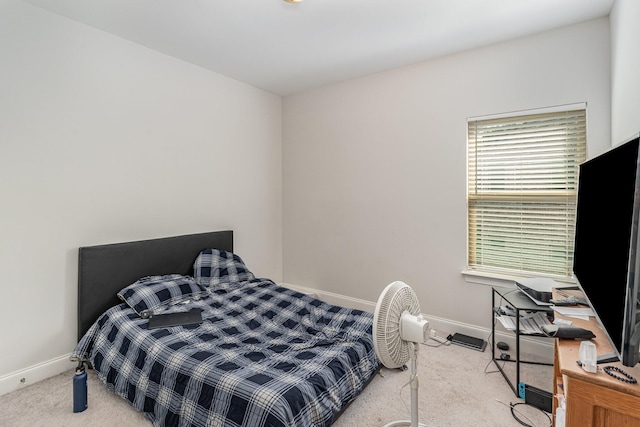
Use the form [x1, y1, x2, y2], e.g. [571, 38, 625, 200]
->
[383, 421, 429, 427]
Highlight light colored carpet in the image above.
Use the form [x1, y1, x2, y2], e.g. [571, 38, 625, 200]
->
[0, 340, 554, 427]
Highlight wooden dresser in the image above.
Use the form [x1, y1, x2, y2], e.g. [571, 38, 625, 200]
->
[553, 313, 640, 426]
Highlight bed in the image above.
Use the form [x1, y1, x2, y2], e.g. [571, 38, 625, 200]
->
[71, 231, 379, 427]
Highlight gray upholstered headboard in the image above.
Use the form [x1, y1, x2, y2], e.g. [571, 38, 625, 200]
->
[77, 230, 233, 341]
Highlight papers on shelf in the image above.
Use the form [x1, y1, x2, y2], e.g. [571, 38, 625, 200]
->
[552, 306, 594, 321]
[496, 312, 553, 335]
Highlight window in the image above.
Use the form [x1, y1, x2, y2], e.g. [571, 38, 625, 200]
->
[467, 105, 587, 280]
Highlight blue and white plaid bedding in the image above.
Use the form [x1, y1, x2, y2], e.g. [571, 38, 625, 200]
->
[72, 278, 379, 427]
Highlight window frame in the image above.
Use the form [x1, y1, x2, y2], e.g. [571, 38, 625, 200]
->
[463, 103, 587, 286]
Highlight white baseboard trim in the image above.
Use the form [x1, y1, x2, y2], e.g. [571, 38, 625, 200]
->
[280, 282, 377, 312]
[280, 282, 554, 360]
[0, 353, 75, 396]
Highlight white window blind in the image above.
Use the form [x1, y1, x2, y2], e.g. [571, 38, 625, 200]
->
[467, 108, 587, 278]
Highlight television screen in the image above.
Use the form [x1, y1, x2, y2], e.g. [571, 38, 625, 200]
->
[573, 135, 640, 366]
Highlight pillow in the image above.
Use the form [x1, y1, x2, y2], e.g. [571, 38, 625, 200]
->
[193, 249, 255, 288]
[117, 274, 204, 318]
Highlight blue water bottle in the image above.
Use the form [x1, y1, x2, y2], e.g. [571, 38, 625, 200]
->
[73, 362, 88, 413]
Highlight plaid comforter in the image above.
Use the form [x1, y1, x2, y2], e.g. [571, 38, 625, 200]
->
[72, 279, 379, 427]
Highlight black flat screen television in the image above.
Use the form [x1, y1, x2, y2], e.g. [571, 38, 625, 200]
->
[573, 134, 640, 367]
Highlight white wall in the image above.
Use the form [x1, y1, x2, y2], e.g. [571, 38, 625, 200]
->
[282, 19, 611, 332]
[610, 0, 640, 144]
[0, 0, 282, 390]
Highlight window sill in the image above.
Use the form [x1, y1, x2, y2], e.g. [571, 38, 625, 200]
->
[461, 269, 576, 288]
[461, 270, 517, 288]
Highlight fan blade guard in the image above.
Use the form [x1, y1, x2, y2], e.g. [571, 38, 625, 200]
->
[373, 281, 423, 368]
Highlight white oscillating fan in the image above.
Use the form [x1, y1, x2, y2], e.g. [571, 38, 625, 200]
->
[373, 281, 430, 427]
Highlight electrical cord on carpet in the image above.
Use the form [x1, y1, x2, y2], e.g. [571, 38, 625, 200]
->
[397, 371, 436, 427]
[421, 340, 448, 348]
[483, 356, 507, 374]
[398, 369, 412, 417]
[495, 399, 551, 427]
[483, 329, 510, 374]
[483, 330, 502, 374]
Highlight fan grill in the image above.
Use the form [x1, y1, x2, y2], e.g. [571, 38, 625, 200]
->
[373, 281, 421, 368]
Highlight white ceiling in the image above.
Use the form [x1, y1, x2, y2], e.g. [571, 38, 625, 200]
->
[23, 0, 614, 96]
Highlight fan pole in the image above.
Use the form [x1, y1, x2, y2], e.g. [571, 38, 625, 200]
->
[409, 343, 419, 427]
[384, 342, 426, 427]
